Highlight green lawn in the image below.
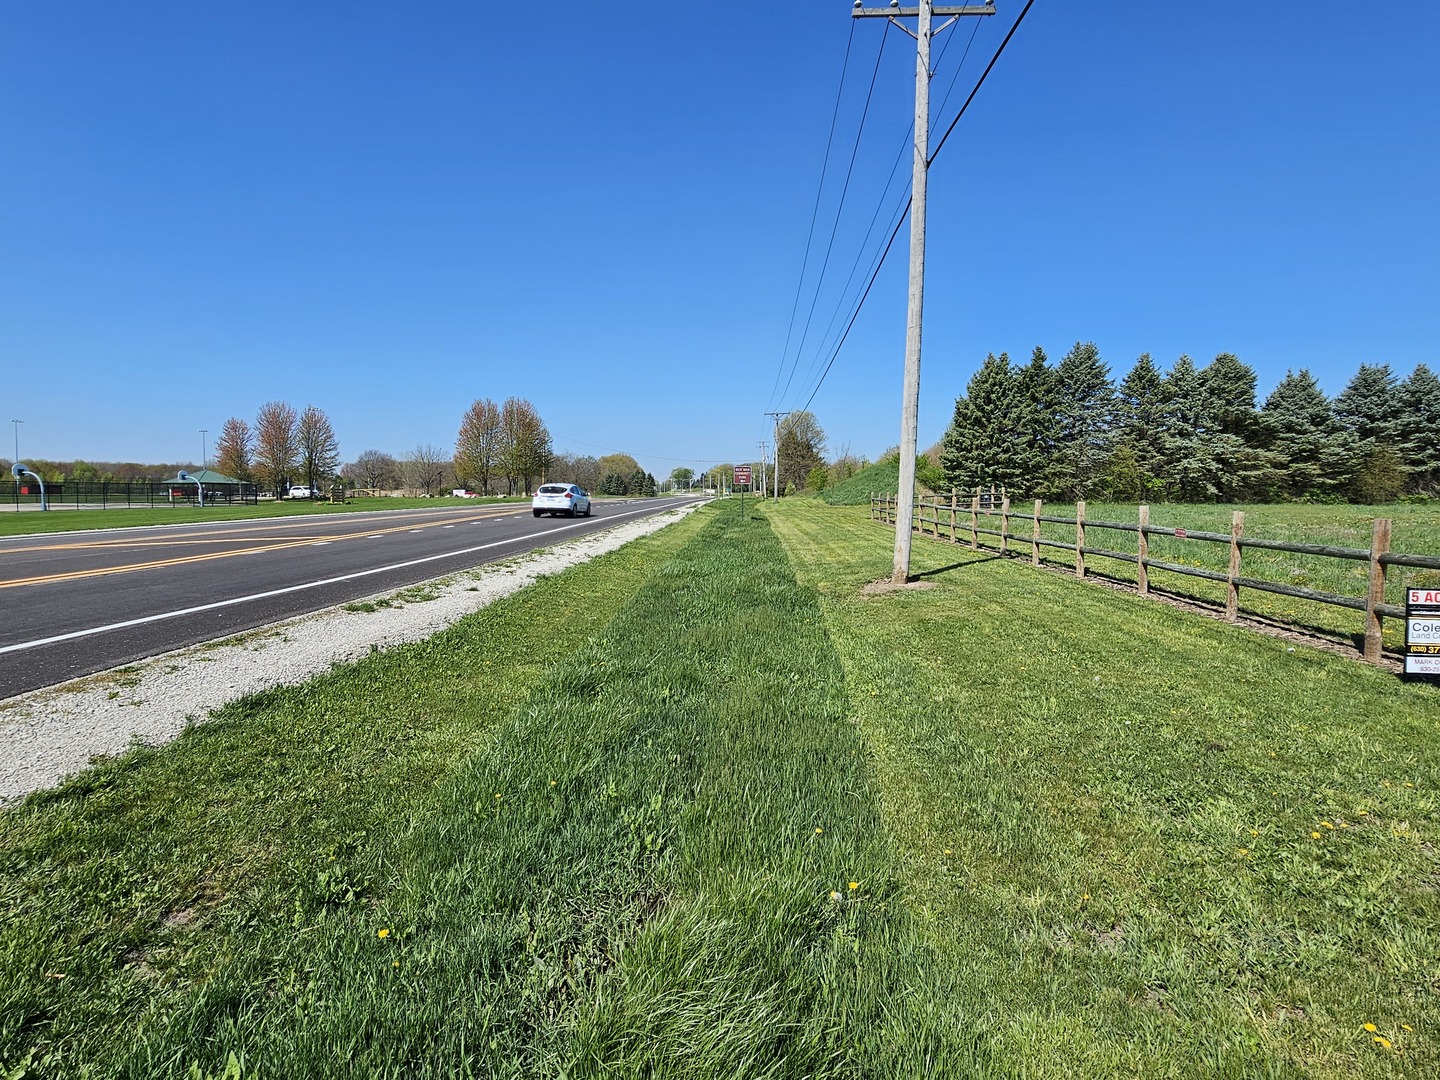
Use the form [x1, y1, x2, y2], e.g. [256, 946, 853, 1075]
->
[923, 499, 1440, 650]
[1, 501, 1435, 1077]
[0, 496, 527, 537]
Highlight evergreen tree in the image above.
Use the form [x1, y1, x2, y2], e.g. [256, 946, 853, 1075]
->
[1049, 341, 1116, 500]
[1258, 370, 1347, 499]
[1108, 353, 1167, 499]
[1399, 364, 1440, 496]
[1157, 355, 1219, 502]
[1011, 346, 1059, 497]
[1200, 353, 1264, 501]
[939, 353, 1020, 493]
[1334, 364, 1403, 501]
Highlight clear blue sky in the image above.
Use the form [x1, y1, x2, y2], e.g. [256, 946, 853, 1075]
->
[2, 2, 1436, 477]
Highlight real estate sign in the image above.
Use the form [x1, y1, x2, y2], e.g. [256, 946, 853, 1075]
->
[1405, 589, 1440, 677]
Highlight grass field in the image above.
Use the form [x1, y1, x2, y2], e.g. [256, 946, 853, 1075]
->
[0, 496, 534, 537]
[2, 501, 1436, 1077]
[914, 499, 1440, 651]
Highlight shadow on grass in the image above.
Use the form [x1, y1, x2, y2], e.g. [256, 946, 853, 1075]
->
[911, 554, 1002, 579]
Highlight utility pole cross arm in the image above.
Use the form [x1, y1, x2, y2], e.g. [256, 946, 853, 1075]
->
[852, 4, 995, 16]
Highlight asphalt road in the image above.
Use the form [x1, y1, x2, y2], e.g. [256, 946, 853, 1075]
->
[0, 497, 701, 699]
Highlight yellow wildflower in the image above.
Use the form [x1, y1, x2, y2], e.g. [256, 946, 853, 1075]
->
[1402, 1024, 1413, 1032]
[943, 848, 953, 856]
[1374, 1036, 1393, 1050]
[495, 793, 503, 800]
[1311, 831, 1322, 840]
[1321, 821, 1334, 829]
[1364, 1024, 1377, 1033]
[377, 928, 390, 939]
[815, 827, 823, 835]
[849, 881, 859, 891]
[829, 890, 842, 901]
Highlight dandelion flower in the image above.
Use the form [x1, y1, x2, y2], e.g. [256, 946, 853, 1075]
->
[393, 960, 400, 969]
[495, 793, 503, 800]
[943, 848, 953, 856]
[1374, 1036, 1393, 1049]
[849, 881, 859, 891]
[1364, 1024, 1377, 1033]
[815, 827, 823, 835]
[1249, 829, 1259, 837]
[1311, 831, 1322, 840]
[550, 780, 557, 787]
[1321, 821, 1334, 829]
[1358, 809, 1369, 816]
[1402, 1024, 1413, 1032]
[1236, 847, 1250, 856]
[378, 928, 390, 939]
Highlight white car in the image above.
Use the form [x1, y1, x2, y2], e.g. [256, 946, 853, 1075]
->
[288, 484, 312, 499]
[532, 483, 592, 518]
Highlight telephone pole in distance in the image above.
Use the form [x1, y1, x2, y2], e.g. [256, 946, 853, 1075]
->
[853, 0, 995, 582]
[764, 411, 790, 499]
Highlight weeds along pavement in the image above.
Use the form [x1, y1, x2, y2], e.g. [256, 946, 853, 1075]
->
[1, 500, 1437, 1078]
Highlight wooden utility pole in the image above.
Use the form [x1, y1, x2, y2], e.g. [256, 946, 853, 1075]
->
[854, 1, 995, 583]
[765, 411, 789, 499]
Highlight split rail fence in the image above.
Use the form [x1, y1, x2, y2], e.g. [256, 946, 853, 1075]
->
[871, 490, 1440, 666]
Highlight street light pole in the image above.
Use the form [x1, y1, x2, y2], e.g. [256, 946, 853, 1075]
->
[10, 419, 21, 464]
[200, 429, 208, 471]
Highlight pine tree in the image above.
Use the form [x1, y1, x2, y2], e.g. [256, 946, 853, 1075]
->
[1049, 342, 1116, 500]
[1399, 364, 1440, 496]
[1109, 353, 1166, 500]
[1157, 355, 1219, 502]
[1011, 346, 1059, 497]
[1258, 370, 1347, 499]
[1200, 353, 1264, 501]
[939, 352, 1020, 494]
[1334, 364, 1403, 502]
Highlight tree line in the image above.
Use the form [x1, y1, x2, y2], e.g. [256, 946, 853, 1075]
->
[939, 343, 1440, 503]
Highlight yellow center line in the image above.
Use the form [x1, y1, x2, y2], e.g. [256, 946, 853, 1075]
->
[0, 507, 524, 589]
[4, 507, 518, 555]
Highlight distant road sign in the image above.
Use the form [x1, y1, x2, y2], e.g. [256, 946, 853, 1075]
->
[734, 466, 752, 485]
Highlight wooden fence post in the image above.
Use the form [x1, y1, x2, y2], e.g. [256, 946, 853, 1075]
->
[970, 490, 979, 550]
[1032, 499, 1042, 566]
[1226, 510, 1245, 621]
[1075, 500, 1086, 578]
[1137, 504, 1149, 596]
[950, 488, 957, 543]
[1000, 496, 1011, 556]
[1365, 517, 1392, 664]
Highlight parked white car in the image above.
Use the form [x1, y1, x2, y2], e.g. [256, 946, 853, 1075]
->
[532, 484, 592, 518]
[288, 484, 312, 499]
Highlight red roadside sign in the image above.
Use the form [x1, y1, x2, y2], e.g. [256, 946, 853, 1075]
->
[733, 466, 752, 485]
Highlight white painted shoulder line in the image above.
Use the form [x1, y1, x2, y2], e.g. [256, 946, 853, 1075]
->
[0, 506, 667, 657]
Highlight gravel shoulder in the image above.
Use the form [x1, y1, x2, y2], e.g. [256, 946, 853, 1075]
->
[0, 503, 703, 804]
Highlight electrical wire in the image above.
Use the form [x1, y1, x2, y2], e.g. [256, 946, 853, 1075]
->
[767, 20, 858, 409]
[784, 0, 1036, 416]
[776, 21, 890, 407]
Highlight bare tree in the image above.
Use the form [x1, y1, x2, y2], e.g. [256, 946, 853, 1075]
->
[213, 417, 254, 481]
[454, 397, 502, 495]
[253, 401, 299, 493]
[551, 453, 600, 493]
[297, 405, 341, 494]
[344, 449, 400, 491]
[404, 443, 449, 496]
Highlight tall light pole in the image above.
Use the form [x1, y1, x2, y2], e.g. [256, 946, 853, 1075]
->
[765, 411, 789, 499]
[854, 0, 996, 582]
[200, 429, 208, 471]
[10, 419, 20, 464]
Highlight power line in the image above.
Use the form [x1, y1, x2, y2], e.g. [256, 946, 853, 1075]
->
[777, 21, 891, 407]
[768, 20, 858, 409]
[786, 1, 1034, 416]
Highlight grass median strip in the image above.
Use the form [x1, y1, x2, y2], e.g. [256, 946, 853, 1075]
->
[770, 499, 1440, 1077]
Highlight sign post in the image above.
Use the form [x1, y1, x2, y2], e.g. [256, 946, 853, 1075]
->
[734, 465, 752, 519]
[1405, 588, 1440, 682]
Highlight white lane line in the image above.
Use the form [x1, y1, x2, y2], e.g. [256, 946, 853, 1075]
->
[0, 504, 673, 657]
[310, 542, 332, 547]
[368, 534, 383, 539]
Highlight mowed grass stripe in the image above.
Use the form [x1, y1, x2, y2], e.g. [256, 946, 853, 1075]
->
[770, 500, 1440, 1078]
[113, 505, 923, 1077]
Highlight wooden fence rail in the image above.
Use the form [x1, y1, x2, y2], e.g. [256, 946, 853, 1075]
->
[868, 490, 1440, 666]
